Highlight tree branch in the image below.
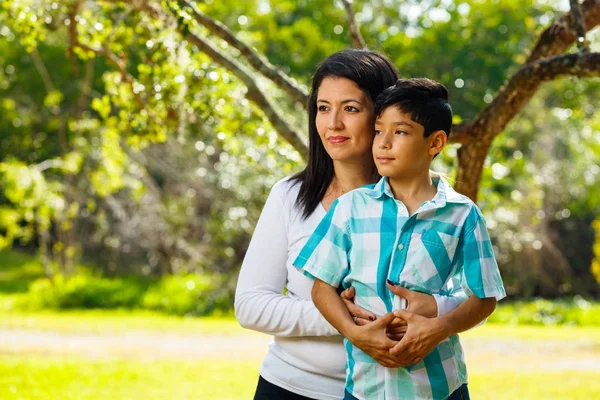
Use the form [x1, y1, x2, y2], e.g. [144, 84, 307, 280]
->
[340, 0, 366, 49]
[467, 52, 600, 145]
[177, 0, 309, 109]
[527, 0, 599, 63]
[30, 47, 56, 94]
[570, 0, 590, 52]
[127, 1, 308, 159]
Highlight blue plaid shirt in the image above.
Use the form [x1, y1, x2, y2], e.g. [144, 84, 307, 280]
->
[294, 176, 506, 400]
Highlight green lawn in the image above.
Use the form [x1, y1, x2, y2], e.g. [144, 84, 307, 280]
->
[1, 250, 599, 399]
[0, 355, 260, 399]
[1, 310, 600, 399]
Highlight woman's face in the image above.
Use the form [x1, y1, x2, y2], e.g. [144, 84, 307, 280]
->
[315, 77, 376, 163]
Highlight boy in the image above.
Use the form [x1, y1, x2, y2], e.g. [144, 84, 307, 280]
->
[293, 78, 505, 400]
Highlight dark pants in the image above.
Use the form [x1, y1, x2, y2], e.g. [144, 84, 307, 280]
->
[343, 384, 470, 400]
[254, 375, 318, 400]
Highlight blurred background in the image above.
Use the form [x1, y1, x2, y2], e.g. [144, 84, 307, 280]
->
[0, 0, 599, 399]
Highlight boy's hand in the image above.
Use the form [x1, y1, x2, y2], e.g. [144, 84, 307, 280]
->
[340, 286, 377, 325]
[388, 310, 447, 366]
[348, 312, 402, 368]
[386, 282, 438, 318]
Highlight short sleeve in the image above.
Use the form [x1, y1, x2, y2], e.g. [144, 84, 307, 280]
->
[456, 208, 506, 301]
[293, 199, 351, 288]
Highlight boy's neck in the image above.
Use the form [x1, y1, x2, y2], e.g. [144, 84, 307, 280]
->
[388, 170, 438, 215]
[332, 158, 377, 191]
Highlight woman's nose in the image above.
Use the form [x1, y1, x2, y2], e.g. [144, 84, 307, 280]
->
[327, 111, 344, 130]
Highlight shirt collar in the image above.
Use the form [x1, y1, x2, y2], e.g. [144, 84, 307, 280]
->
[365, 175, 471, 207]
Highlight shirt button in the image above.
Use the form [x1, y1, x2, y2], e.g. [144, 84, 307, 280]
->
[397, 243, 404, 251]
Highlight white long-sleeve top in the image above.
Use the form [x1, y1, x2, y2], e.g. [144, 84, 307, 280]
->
[235, 177, 466, 400]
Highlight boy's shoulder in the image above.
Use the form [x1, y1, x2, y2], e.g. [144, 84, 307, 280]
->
[436, 176, 487, 223]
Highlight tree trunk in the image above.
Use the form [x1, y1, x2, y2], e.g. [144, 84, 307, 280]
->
[454, 138, 492, 202]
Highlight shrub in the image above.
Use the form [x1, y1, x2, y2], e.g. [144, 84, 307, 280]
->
[141, 274, 229, 316]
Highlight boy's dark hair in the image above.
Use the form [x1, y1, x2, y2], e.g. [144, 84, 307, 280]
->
[374, 78, 452, 138]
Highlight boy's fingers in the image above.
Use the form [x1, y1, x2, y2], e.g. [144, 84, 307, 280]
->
[389, 340, 406, 356]
[355, 317, 371, 326]
[393, 309, 413, 321]
[373, 312, 396, 327]
[340, 286, 355, 300]
[387, 332, 406, 341]
[345, 303, 376, 321]
[387, 317, 408, 329]
[386, 282, 411, 299]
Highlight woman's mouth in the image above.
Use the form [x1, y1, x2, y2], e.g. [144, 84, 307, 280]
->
[328, 136, 349, 144]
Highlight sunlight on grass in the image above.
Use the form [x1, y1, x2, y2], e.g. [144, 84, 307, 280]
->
[0, 309, 250, 335]
[0, 355, 260, 399]
[469, 372, 600, 400]
[2, 355, 599, 399]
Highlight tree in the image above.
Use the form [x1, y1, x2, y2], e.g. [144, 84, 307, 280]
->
[1, 0, 599, 296]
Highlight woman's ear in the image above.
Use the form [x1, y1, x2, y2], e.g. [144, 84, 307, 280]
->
[428, 130, 447, 156]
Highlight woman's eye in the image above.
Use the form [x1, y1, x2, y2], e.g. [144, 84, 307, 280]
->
[318, 105, 329, 112]
[375, 130, 382, 135]
[345, 106, 359, 112]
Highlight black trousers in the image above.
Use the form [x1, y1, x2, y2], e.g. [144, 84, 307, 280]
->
[254, 376, 318, 400]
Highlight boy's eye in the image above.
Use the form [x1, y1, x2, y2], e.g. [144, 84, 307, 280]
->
[395, 130, 408, 135]
[318, 105, 329, 112]
[345, 106, 359, 112]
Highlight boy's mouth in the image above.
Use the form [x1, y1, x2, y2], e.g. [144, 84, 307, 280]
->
[376, 156, 395, 163]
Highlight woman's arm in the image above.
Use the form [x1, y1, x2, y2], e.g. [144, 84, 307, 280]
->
[234, 181, 338, 337]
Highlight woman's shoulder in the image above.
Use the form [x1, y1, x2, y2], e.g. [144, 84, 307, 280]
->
[268, 175, 302, 204]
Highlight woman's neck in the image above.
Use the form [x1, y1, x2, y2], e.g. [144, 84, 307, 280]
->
[332, 159, 376, 192]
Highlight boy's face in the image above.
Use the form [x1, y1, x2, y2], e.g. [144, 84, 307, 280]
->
[373, 106, 446, 179]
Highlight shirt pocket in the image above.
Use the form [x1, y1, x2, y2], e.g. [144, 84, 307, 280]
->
[398, 230, 459, 292]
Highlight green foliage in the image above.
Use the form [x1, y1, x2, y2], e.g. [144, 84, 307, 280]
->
[490, 297, 600, 326]
[25, 275, 147, 310]
[141, 274, 230, 316]
[0, 250, 231, 316]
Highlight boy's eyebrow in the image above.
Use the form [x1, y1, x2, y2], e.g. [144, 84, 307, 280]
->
[374, 120, 415, 128]
[316, 98, 363, 105]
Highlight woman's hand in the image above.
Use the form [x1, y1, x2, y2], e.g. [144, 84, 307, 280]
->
[340, 286, 376, 326]
[347, 312, 402, 368]
[388, 310, 448, 366]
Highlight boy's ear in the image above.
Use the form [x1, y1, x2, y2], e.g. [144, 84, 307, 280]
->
[428, 130, 447, 156]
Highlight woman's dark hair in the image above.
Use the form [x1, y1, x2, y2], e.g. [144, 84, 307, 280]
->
[291, 49, 399, 219]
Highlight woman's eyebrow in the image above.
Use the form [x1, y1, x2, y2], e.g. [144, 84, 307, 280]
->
[316, 98, 363, 105]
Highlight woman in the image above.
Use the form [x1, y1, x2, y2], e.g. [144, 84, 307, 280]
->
[235, 49, 467, 400]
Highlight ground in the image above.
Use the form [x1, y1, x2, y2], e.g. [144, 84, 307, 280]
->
[1, 311, 599, 399]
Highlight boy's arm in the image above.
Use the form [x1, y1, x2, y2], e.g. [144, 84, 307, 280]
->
[312, 278, 401, 368]
[389, 209, 506, 365]
[388, 296, 495, 365]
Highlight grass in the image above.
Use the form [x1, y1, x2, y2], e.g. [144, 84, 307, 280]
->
[0, 309, 243, 335]
[468, 372, 600, 400]
[0, 337, 599, 399]
[0, 355, 261, 399]
[1, 250, 600, 398]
